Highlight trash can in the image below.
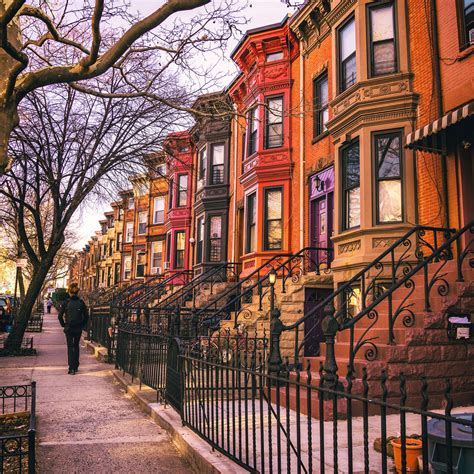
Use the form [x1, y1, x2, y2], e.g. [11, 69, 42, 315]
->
[427, 413, 474, 473]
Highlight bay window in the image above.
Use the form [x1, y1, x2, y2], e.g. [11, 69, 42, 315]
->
[338, 17, 356, 92]
[265, 96, 284, 148]
[125, 222, 133, 243]
[175, 231, 185, 268]
[342, 140, 360, 230]
[264, 188, 283, 250]
[153, 196, 165, 224]
[246, 193, 256, 253]
[209, 216, 223, 262]
[211, 144, 225, 184]
[138, 211, 147, 235]
[177, 174, 188, 207]
[248, 106, 258, 156]
[136, 251, 145, 278]
[369, 2, 397, 76]
[313, 73, 329, 137]
[375, 131, 403, 223]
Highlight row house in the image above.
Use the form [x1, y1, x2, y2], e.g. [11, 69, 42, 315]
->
[70, 0, 473, 398]
[71, 1, 473, 296]
[191, 92, 232, 273]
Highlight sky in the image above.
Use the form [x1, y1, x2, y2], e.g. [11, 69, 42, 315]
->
[73, 0, 294, 249]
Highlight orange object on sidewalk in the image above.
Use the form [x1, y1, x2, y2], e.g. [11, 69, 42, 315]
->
[391, 437, 423, 473]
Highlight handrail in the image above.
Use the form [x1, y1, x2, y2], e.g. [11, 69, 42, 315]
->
[279, 224, 468, 369]
[195, 253, 293, 318]
[128, 269, 193, 307]
[199, 247, 333, 327]
[113, 272, 168, 306]
[155, 263, 241, 311]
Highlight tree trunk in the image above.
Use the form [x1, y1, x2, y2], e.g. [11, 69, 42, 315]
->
[0, 101, 18, 174]
[18, 268, 25, 300]
[0, 1, 22, 175]
[5, 260, 51, 350]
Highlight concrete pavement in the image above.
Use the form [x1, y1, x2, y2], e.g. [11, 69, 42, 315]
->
[0, 309, 193, 473]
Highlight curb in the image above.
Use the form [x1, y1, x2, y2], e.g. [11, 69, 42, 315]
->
[83, 339, 109, 363]
[112, 370, 246, 474]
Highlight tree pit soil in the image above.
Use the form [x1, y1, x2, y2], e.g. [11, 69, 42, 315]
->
[0, 412, 32, 473]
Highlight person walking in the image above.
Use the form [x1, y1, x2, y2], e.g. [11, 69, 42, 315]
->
[46, 297, 53, 314]
[58, 283, 89, 375]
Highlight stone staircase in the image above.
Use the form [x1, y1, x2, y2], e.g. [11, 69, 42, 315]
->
[271, 258, 474, 416]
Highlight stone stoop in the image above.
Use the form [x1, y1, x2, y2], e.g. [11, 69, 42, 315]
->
[289, 260, 474, 411]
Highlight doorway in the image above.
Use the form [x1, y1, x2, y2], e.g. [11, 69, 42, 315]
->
[303, 287, 332, 357]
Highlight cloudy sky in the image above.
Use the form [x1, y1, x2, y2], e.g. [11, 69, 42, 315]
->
[73, 1, 294, 248]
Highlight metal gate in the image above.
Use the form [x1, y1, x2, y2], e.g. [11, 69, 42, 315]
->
[165, 338, 182, 412]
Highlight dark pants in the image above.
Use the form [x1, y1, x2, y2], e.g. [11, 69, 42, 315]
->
[47, 305, 52, 314]
[65, 330, 81, 370]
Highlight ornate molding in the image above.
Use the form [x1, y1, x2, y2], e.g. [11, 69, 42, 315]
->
[372, 237, 403, 249]
[338, 240, 361, 254]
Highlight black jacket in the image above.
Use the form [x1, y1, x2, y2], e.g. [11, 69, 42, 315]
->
[58, 296, 89, 332]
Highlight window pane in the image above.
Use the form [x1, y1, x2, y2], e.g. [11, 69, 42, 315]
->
[267, 221, 282, 249]
[210, 216, 222, 238]
[342, 54, 357, 89]
[347, 187, 361, 228]
[371, 4, 394, 41]
[340, 18, 356, 60]
[317, 77, 328, 108]
[377, 134, 400, 178]
[179, 174, 188, 190]
[266, 190, 282, 220]
[267, 51, 283, 62]
[373, 41, 396, 75]
[344, 144, 360, 188]
[379, 180, 402, 222]
[212, 144, 224, 165]
[268, 98, 283, 124]
[176, 232, 185, 250]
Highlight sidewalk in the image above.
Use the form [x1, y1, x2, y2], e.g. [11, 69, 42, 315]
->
[0, 309, 193, 473]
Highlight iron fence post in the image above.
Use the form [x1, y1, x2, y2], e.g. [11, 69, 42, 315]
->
[322, 303, 339, 392]
[268, 307, 283, 377]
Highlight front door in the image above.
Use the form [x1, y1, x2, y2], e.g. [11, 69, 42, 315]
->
[310, 193, 333, 267]
[303, 288, 332, 357]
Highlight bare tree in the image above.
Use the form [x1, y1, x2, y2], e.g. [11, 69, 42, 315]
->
[0, 0, 243, 173]
[0, 205, 77, 300]
[0, 69, 186, 349]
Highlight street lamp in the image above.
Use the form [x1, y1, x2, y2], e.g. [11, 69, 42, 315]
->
[268, 268, 277, 312]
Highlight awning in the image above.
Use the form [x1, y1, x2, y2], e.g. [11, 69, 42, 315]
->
[405, 100, 474, 153]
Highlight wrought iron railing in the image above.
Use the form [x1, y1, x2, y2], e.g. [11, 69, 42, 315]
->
[153, 263, 241, 314]
[0, 383, 36, 474]
[196, 247, 332, 330]
[180, 344, 474, 474]
[277, 222, 473, 374]
[126, 270, 192, 308]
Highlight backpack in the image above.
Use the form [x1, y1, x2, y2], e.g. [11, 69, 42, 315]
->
[64, 298, 86, 327]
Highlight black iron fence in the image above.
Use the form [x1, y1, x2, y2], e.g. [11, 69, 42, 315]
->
[0, 383, 36, 474]
[88, 306, 113, 357]
[113, 323, 473, 474]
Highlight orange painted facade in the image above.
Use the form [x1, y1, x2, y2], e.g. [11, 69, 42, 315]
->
[228, 18, 300, 276]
